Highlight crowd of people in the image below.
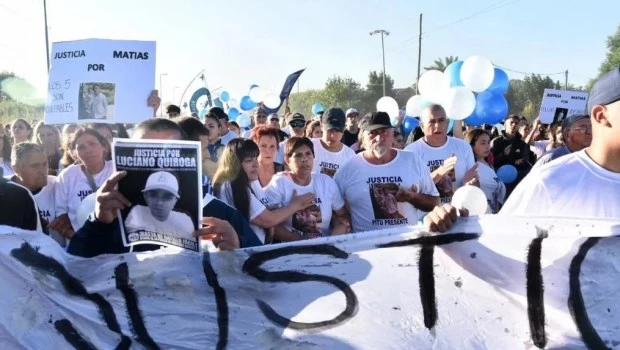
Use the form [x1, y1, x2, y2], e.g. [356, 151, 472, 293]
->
[0, 67, 618, 255]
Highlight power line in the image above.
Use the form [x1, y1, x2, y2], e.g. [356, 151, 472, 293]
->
[423, 0, 521, 35]
[493, 64, 565, 76]
[0, 3, 38, 23]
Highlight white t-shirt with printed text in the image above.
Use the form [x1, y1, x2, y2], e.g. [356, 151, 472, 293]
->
[217, 181, 270, 243]
[334, 150, 438, 233]
[404, 136, 475, 204]
[500, 150, 620, 218]
[311, 138, 355, 178]
[34, 176, 66, 246]
[55, 160, 114, 231]
[265, 172, 345, 239]
[476, 162, 506, 214]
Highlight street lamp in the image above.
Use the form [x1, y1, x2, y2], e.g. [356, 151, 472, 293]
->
[369, 29, 390, 97]
[159, 73, 168, 117]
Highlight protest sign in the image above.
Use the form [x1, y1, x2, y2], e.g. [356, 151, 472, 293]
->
[1, 216, 620, 349]
[44, 39, 156, 125]
[538, 88, 589, 124]
[113, 139, 202, 252]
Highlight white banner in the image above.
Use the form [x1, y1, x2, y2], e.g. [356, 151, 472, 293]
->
[538, 88, 588, 124]
[1, 216, 619, 349]
[44, 39, 156, 125]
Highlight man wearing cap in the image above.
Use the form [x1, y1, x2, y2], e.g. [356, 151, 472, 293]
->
[124, 171, 195, 240]
[311, 108, 355, 178]
[241, 107, 268, 138]
[404, 104, 478, 204]
[166, 105, 181, 119]
[533, 114, 591, 168]
[424, 67, 620, 232]
[209, 107, 237, 146]
[276, 113, 306, 165]
[334, 112, 439, 233]
[342, 108, 360, 147]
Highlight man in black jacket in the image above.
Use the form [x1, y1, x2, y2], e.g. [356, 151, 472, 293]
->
[490, 114, 531, 196]
[0, 176, 41, 231]
[67, 118, 262, 258]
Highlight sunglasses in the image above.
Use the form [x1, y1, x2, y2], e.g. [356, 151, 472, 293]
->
[290, 121, 305, 128]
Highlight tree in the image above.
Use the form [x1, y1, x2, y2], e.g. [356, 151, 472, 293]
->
[423, 56, 458, 71]
[362, 70, 395, 112]
[505, 74, 560, 119]
[588, 24, 620, 90]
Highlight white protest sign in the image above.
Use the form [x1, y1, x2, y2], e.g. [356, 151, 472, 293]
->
[1, 216, 620, 349]
[44, 39, 156, 125]
[538, 88, 588, 124]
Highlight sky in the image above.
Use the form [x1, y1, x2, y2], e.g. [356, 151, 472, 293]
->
[0, 0, 619, 106]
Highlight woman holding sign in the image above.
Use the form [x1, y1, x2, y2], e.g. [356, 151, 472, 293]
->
[213, 138, 315, 243]
[53, 128, 114, 238]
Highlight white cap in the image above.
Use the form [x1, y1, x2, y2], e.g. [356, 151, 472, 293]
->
[345, 108, 359, 116]
[142, 171, 180, 198]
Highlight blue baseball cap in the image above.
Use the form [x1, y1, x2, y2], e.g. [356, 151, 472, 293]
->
[587, 67, 620, 113]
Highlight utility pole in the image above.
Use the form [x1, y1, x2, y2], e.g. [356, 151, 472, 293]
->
[564, 70, 568, 90]
[43, 0, 50, 72]
[416, 13, 423, 94]
[159, 73, 167, 117]
[370, 29, 390, 96]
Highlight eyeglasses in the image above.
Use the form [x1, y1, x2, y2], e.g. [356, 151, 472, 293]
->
[571, 126, 592, 134]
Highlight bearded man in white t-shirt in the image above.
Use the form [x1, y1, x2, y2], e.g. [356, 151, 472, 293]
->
[334, 112, 439, 233]
[404, 104, 478, 204]
[425, 67, 620, 232]
[311, 108, 355, 178]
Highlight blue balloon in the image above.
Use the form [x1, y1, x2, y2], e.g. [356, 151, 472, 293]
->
[220, 91, 230, 102]
[444, 61, 464, 87]
[464, 111, 486, 127]
[497, 165, 518, 184]
[240, 96, 257, 111]
[312, 102, 324, 115]
[402, 116, 419, 136]
[487, 68, 509, 94]
[447, 119, 455, 133]
[237, 114, 251, 128]
[474, 91, 508, 125]
[228, 107, 240, 119]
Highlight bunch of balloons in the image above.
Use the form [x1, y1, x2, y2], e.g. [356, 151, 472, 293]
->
[410, 55, 509, 128]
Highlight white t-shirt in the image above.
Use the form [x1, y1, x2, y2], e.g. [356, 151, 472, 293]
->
[500, 150, 620, 218]
[125, 205, 195, 239]
[531, 140, 551, 159]
[275, 140, 287, 165]
[404, 136, 475, 204]
[334, 150, 438, 233]
[34, 176, 66, 246]
[219, 130, 238, 146]
[265, 172, 345, 239]
[311, 138, 355, 178]
[55, 160, 114, 230]
[476, 162, 506, 214]
[217, 181, 269, 243]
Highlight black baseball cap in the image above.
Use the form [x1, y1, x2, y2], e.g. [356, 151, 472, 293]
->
[587, 67, 620, 113]
[364, 111, 393, 131]
[322, 108, 345, 132]
[208, 107, 228, 120]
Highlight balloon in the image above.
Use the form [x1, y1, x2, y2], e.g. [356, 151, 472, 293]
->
[227, 98, 238, 108]
[219, 91, 230, 102]
[440, 86, 476, 120]
[487, 68, 509, 94]
[418, 70, 448, 103]
[198, 107, 208, 119]
[75, 193, 97, 230]
[463, 111, 486, 127]
[376, 96, 399, 119]
[239, 96, 256, 111]
[312, 102, 325, 115]
[451, 185, 488, 216]
[497, 165, 518, 184]
[447, 119, 455, 133]
[402, 116, 419, 136]
[228, 107, 240, 119]
[236, 114, 251, 128]
[460, 56, 495, 92]
[406, 95, 426, 117]
[444, 60, 464, 87]
[249, 86, 266, 103]
[474, 91, 508, 124]
[264, 94, 281, 109]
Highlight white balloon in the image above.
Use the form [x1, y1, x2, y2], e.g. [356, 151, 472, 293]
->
[76, 193, 97, 230]
[376, 96, 400, 119]
[440, 86, 476, 120]
[227, 98, 238, 108]
[460, 56, 495, 92]
[237, 114, 252, 128]
[418, 70, 449, 104]
[264, 94, 281, 109]
[451, 185, 488, 216]
[249, 86, 265, 103]
[405, 95, 425, 117]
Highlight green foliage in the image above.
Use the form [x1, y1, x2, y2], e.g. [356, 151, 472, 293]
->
[0, 71, 44, 126]
[423, 56, 459, 71]
[588, 24, 620, 90]
[505, 74, 560, 118]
